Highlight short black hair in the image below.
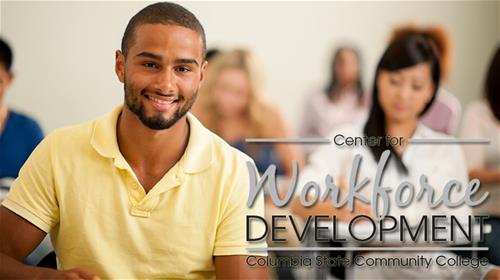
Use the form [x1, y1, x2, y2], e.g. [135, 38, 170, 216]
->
[484, 44, 500, 121]
[0, 37, 13, 72]
[121, 2, 206, 59]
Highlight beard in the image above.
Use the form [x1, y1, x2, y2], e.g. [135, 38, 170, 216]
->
[124, 80, 197, 130]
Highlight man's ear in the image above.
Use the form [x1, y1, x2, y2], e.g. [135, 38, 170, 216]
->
[7, 72, 14, 86]
[199, 60, 208, 86]
[115, 50, 125, 83]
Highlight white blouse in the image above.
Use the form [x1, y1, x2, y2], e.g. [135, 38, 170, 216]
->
[461, 99, 500, 216]
[296, 123, 488, 279]
[298, 88, 368, 157]
[298, 122, 472, 225]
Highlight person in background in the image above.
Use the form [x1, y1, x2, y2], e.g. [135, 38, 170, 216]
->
[298, 46, 368, 159]
[0, 38, 44, 195]
[205, 48, 221, 61]
[296, 45, 369, 280]
[192, 48, 303, 177]
[192, 48, 304, 279]
[0, 37, 53, 267]
[461, 44, 500, 266]
[390, 25, 462, 135]
[293, 34, 498, 279]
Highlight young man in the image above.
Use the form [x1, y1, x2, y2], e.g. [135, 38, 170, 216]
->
[0, 2, 267, 279]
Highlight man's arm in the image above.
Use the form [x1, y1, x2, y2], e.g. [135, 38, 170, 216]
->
[0, 206, 100, 279]
[211, 153, 269, 279]
[215, 256, 267, 279]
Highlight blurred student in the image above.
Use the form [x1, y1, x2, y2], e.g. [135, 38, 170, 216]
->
[293, 34, 496, 279]
[192, 49, 303, 177]
[0, 38, 44, 196]
[298, 46, 368, 157]
[205, 48, 221, 61]
[0, 38, 53, 267]
[192, 47, 304, 280]
[390, 25, 461, 135]
[462, 45, 500, 265]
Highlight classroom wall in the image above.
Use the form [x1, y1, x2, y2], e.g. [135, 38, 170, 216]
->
[1, 1, 499, 133]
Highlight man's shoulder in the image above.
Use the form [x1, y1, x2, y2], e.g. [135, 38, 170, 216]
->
[43, 117, 100, 150]
[51, 119, 96, 138]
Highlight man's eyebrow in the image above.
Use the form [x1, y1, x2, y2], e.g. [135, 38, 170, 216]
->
[174, 58, 199, 67]
[134, 53, 199, 67]
[135, 52, 162, 60]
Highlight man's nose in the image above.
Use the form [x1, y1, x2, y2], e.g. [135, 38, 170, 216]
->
[155, 68, 176, 94]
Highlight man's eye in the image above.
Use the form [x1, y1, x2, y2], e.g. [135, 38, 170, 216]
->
[175, 66, 192, 73]
[412, 85, 423, 91]
[143, 63, 158, 69]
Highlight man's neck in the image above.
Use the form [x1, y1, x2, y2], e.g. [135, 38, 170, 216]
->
[116, 106, 190, 190]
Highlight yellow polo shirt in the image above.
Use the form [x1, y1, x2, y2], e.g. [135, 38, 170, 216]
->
[2, 106, 267, 279]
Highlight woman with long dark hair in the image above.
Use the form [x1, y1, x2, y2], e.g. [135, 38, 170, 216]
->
[362, 34, 440, 174]
[390, 25, 462, 135]
[462, 45, 500, 266]
[292, 34, 496, 279]
[298, 46, 368, 158]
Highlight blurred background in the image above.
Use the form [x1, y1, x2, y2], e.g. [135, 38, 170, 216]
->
[0, 0, 498, 133]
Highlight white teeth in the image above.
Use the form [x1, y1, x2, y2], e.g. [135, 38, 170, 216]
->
[148, 95, 175, 104]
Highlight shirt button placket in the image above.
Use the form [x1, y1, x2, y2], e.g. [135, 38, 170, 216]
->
[127, 176, 144, 205]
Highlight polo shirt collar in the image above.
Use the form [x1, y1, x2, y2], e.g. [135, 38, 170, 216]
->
[183, 112, 214, 173]
[90, 105, 213, 174]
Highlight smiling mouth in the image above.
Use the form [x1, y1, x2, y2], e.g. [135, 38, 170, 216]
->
[142, 92, 179, 110]
[143, 93, 178, 103]
[148, 95, 175, 104]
